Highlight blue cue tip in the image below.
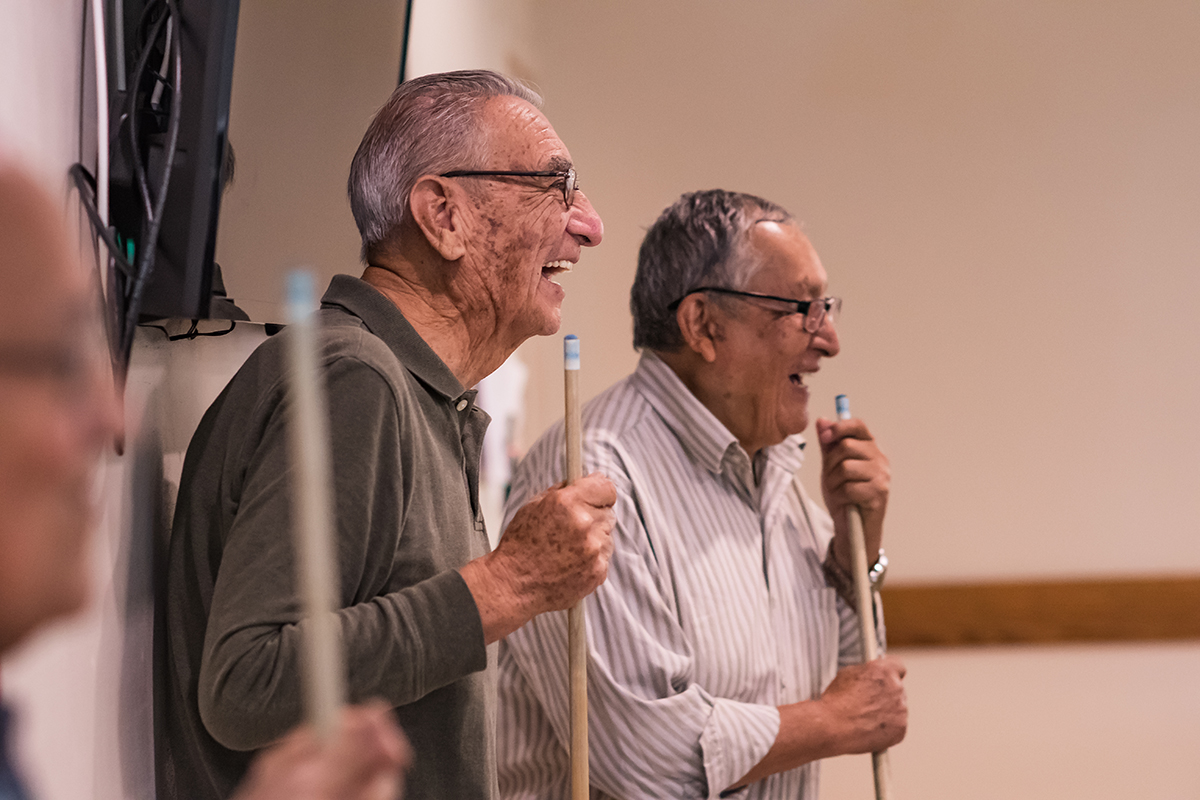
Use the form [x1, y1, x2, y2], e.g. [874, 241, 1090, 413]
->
[835, 394, 851, 420]
[564, 335, 580, 370]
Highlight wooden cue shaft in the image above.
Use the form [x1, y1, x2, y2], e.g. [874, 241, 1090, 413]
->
[563, 335, 588, 800]
[837, 396, 892, 800]
[847, 505, 893, 799]
[286, 271, 346, 741]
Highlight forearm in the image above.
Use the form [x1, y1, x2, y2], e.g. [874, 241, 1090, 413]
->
[199, 570, 486, 751]
[727, 700, 839, 790]
[730, 650, 907, 791]
[458, 553, 537, 644]
[730, 654, 909, 791]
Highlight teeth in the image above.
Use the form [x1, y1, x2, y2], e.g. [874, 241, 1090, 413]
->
[543, 260, 572, 273]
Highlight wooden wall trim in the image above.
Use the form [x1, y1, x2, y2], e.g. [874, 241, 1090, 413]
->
[880, 576, 1200, 648]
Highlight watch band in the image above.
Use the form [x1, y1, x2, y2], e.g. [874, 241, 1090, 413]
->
[868, 550, 888, 588]
[823, 546, 887, 607]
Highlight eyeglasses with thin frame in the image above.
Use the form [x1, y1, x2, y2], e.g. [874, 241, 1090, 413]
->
[667, 287, 841, 333]
[439, 167, 579, 207]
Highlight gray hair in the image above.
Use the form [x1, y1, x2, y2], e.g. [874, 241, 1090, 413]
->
[631, 189, 794, 351]
[347, 70, 542, 262]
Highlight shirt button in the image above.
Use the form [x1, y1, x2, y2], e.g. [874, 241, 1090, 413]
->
[456, 399, 468, 411]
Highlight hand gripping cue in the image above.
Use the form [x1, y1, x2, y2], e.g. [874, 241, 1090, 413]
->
[835, 394, 892, 800]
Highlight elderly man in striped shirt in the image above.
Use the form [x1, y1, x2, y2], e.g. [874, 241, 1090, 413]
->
[497, 189, 908, 799]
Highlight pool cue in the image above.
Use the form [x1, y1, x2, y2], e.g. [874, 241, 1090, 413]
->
[835, 394, 892, 800]
[563, 334, 589, 800]
[285, 270, 346, 741]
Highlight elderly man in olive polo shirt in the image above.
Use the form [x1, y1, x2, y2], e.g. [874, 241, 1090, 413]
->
[160, 70, 615, 800]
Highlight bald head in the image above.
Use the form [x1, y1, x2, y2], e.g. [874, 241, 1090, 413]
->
[0, 163, 122, 653]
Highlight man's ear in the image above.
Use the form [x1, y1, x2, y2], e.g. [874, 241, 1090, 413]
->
[409, 177, 468, 261]
[675, 296, 721, 363]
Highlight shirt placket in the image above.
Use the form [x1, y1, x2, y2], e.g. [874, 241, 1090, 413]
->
[761, 460, 808, 706]
[454, 390, 487, 534]
[717, 447, 780, 706]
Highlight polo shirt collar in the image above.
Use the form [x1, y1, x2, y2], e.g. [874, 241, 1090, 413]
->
[320, 274, 467, 401]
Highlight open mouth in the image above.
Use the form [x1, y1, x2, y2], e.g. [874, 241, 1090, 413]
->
[542, 260, 572, 284]
[789, 373, 806, 387]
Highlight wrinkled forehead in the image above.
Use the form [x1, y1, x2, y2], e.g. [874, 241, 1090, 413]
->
[478, 95, 572, 170]
[745, 220, 827, 294]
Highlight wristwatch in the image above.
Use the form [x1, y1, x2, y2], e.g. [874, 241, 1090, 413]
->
[822, 546, 887, 606]
[868, 550, 889, 588]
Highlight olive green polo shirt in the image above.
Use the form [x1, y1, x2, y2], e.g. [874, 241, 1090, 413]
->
[160, 274, 497, 800]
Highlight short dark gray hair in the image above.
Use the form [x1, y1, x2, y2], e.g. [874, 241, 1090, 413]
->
[347, 70, 542, 262]
[631, 189, 794, 351]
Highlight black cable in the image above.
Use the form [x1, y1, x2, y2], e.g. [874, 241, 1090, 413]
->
[119, 0, 183, 379]
[67, 164, 133, 278]
[108, 0, 162, 144]
[139, 319, 237, 341]
[77, 0, 90, 180]
[127, 8, 168, 220]
[75, 1, 107, 292]
[132, 0, 163, 46]
[398, 0, 414, 84]
[65, 163, 118, 371]
[190, 320, 237, 339]
[120, 0, 181, 364]
[124, 1, 169, 221]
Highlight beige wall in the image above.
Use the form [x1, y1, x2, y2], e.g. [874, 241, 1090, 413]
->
[517, 0, 1200, 581]
[406, 0, 533, 81]
[511, 2, 1200, 797]
[214, 0, 408, 323]
[0, 0, 83, 184]
[216, 0, 535, 323]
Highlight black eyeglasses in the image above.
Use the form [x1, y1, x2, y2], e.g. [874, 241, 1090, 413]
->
[439, 167, 579, 207]
[668, 287, 841, 333]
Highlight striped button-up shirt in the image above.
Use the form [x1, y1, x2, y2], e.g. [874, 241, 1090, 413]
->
[497, 352, 878, 800]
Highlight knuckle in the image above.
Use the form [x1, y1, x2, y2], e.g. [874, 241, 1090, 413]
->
[554, 486, 577, 510]
[571, 507, 593, 531]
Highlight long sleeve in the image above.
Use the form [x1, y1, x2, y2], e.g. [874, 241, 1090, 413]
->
[196, 354, 486, 751]
[162, 277, 497, 800]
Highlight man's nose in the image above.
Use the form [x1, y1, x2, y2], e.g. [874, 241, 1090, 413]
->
[568, 191, 603, 247]
[814, 314, 840, 357]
